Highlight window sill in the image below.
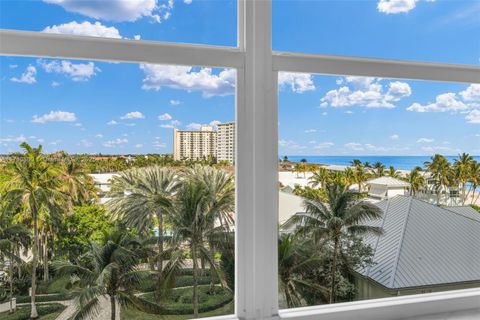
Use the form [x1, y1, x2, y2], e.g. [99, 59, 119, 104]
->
[278, 288, 480, 320]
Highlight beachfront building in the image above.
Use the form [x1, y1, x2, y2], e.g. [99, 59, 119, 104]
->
[173, 126, 217, 161]
[356, 195, 480, 299]
[365, 176, 410, 201]
[216, 122, 236, 163]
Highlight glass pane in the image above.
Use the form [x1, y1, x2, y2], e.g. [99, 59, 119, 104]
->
[273, 0, 480, 65]
[0, 0, 237, 47]
[278, 72, 480, 308]
[0, 56, 235, 319]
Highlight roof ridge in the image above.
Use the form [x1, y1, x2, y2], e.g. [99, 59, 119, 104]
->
[365, 198, 391, 278]
[443, 206, 480, 224]
[388, 196, 413, 288]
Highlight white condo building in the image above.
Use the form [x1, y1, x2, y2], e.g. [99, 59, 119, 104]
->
[173, 122, 235, 162]
[216, 122, 235, 163]
[173, 126, 217, 161]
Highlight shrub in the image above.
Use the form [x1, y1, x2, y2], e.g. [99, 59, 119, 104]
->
[471, 204, 480, 213]
[139, 274, 216, 292]
[0, 303, 65, 320]
[141, 285, 233, 315]
[15, 292, 74, 304]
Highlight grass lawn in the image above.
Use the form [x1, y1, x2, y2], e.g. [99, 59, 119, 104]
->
[0, 303, 66, 320]
[121, 301, 234, 320]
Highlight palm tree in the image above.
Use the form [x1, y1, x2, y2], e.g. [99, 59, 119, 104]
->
[278, 234, 328, 308]
[54, 228, 147, 320]
[294, 163, 308, 178]
[373, 162, 385, 177]
[309, 167, 331, 189]
[294, 184, 383, 303]
[453, 153, 474, 205]
[424, 154, 453, 204]
[0, 216, 30, 313]
[107, 166, 181, 299]
[406, 166, 426, 196]
[353, 166, 370, 192]
[186, 166, 234, 291]
[3, 143, 65, 319]
[60, 159, 97, 206]
[387, 166, 401, 178]
[468, 160, 480, 204]
[350, 159, 362, 168]
[167, 179, 226, 318]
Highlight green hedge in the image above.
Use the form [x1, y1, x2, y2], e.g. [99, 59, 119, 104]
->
[36, 276, 73, 294]
[15, 292, 74, 304]
[0, 303, 66, 320]
[139, 274, 218, 292]
[142, 285, 233, 315]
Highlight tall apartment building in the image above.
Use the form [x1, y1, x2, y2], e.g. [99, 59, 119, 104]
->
[216, 122, 235, 163]
[173, 122, 236, 163]
[173, 126, 217, 161]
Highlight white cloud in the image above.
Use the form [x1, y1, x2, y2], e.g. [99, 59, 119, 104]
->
[103, 138, 128, 147]
[160, 120, 181, 128]
[170, 99, 181, 106]
[209, 120, 221, 129]
[10, 65, 37, 84]
[279, 72, 315, 93]
[43, 21, 122, 38]
[0, 135, 27, 143]
[417, 138, 434, 143]
[184, 0, 192, 4]
[140, 64, 235, 97]
[135, 144, 144, 148]
[79, 139, 93, 147]
[43, 0, 169, 23]
[377, 0, 430, 14]
[390, 134, 400, 140]
[278, 139, 307, 150]
[459, 84, 480, 102]
[407, 93, 468, 112]
[158, 113, 172, 120]
[304, 129, 317, 133]
[51, 81, 61, 87]
[95, 134, 103, 138]
[49, 140, 61, 145]
[466, 110, 480, 124]
[186, 122, 202, 130]
[38, 59, 100, 81]
[120, 111, 145, 120]
[313, 142, 334, 149]
[107, 120, 118, 125]
[320, 76, 411, 108]
[345, 142, 364, 151]
[32, 111, 77, 124]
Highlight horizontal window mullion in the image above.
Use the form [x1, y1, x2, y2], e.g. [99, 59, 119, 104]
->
[273, 51, 480, 84]
[0, 29, 245, 69]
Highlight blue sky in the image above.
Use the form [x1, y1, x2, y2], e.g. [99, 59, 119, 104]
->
[0, 0, 479, 156]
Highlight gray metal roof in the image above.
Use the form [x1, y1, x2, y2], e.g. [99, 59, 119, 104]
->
[359, 195, 480, 289]
[366, 176, 410, 188]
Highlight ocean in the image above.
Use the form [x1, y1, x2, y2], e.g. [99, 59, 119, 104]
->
[283, 155, 480, 171]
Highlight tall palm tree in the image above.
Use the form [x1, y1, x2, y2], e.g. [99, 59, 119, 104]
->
[186, 166, 234, 291]
[167, 179, 226, 318]
[350, 159, 362, 168]
[0, 216, 30, 313]
[468, 160, 480, 204]
[353, 166, 370, 192]
[3, 143, 65, 319]
[294, 184, 383, 303]
[278, 234, 328, 308]
[424, 154, 453, 204]
[387, 166, 401, 178]
[60, 159, 97, 206]
[107, 166, 181, 299]
[453, 153, 474, 205]
[373, 162, 385, 177]
[406, 166, 426, 196]
[54, 229, 147, 320]
[309, 167, 331, 189]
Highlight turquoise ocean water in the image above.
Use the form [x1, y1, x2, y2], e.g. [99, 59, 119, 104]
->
[283, 155, 480, 171]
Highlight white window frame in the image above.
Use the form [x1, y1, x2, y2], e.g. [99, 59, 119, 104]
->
[1, 1, 479, 319]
